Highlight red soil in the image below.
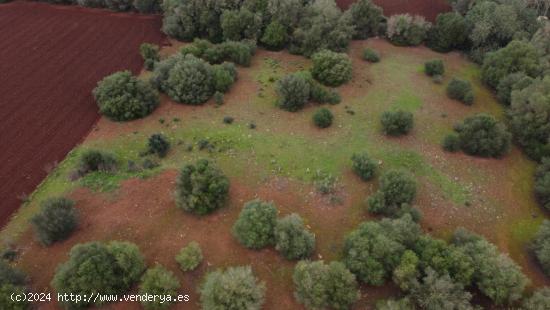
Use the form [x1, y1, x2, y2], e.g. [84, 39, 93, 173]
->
[0, 2, 165, 227]
[337, 0, 451, 22]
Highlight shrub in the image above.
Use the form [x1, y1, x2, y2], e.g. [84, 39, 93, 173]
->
[164, 55, 215, 105]
[496, 72, 533, 106]
[220, 7, 262, 42]
[386, 14, 431, 46]
[410, 268, 473, 309]
[78, 149, 117, 175]
[104, 0, 132, 11]
[212, 63, 237, 93]
[214, 91, 224, 105]
[454, 114, 511, 158]
[200, 266, 265, 309]
[535, 158, 550, 211]
[175, 159, 229, 215]
[532, 220, 550, 276]
[481, 40, 541, 89]
[345, 0, 384, 39]
[375, 298, 414, 310]
[311, 50, 352, 87]
[424, 60, 444, 77]
[276, 73, 311, 112]
[139, 265, 180, 310]
[274, 214, 315, 260]
[175, 241, 203, 272]
[0, 260, 26, 287]
[446, 78, 474, 105]
[76, 0, 104, 8]
[309, 81, 341, 104]
[93, 71, 159, 121]
[223, 116, 234, 124]
[351, 152, 377, 181]
[343, 215, 421, 285]
[293, 260, 359, 310]
[261, 21, 288, 50]
[522, 287, 550, 310]
[426, 12, 467, 53]
[380, 110, 414, 136]
[31, 197, 78, 246]
[140, 43, 160, 71]
[52, 241, 145, 308]
[147, 134, 170, 158]
[362, 48, 380, 63]
[368, 170, 417, 217]
[133, 0, 159, 13]
[312, 108, 333, 128]
[232, 200, 278, 250]
[0, 262, 28, 310]
[392, 250, 419, 291]
[442, 133, 460, 152]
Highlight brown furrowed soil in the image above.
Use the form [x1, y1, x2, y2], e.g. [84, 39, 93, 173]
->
[0, 2, 165, 227]
[337, 0, 451, 21]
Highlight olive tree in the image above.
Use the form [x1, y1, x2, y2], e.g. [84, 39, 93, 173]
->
[274, 214, 315, 260]
[232, 200, 278, 249]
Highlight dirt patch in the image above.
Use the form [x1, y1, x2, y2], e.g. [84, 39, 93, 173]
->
[337, 0, 451, 22]
[0, 2, 165, 227]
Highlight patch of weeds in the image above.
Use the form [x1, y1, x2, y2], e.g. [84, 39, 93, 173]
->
[159, 118, 165, 124]
[223, 116, 234, 124]
[214, 91, 224, 106]
[313, 170, 337, 195]
[173, 118, 181, 122]
[249, 122, 257, 129]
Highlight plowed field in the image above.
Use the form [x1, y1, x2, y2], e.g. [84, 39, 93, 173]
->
[0, 2, 164, 227]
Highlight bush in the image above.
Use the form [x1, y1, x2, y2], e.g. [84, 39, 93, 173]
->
[426, 12, 467, 53]
[386, 14, 431, 46]
[221, 7, 262, 42]
[147, 134, 170, 158]
[345, 0, 384, 39]
[532, 220, 550, 276]
[312, 108, 333, 128]
[535, 158, 550, 211]
[276, 73, 311, 112]
[200, 266, 265, 309]
[309, 80, 341, 104]
[0, 262, 28, 310]
[205, 41, 255, 67]
[410, 268, 473, 309]
[139, 265, 180, 310]
[293, 260, 359, 310]
[93, 71, 159, 121]
[175, 241, 203, 272]
[76, 0, 104, 8]
[375, 298, 414, 310]
[0, 260, 26, 287]
[368, 170, 417, 217]
[454, 114, 511, 158]
[52, 241, 145, 308]
[496, 72, 533, 106]
[362, 48, 380, 63]
[522, 287, 550, 310]
[380, 110, 414, 136]
[133, 0, 159, 13]
[77, 149, 117, 175]
[343, 215, 421, 285]
[274, 214, 315, 260]
[311, 50, 352, 87]
[424, 60, 444, 77]
[163, 55, 215, 105]
[104, 0, 132, 11]
[446, 78, 474, 105]
[140, 43, 160, 71]
[442, 134, 460, 152]
[212, 63, 237, 93]
[481, 40, 541, 89]
[261, 21, 288, 50]
[232, 200, 278, 250]
[175, 159, 229, 215]
[351, 152, 377, 181]
[31, 197, 78, 246]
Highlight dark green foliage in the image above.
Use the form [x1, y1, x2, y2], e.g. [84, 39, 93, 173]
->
[176, 241, 203, 272]
[309, 81, 341, 104]
[386, 14, 431, 46]
[31, 197, 78, 246]
[442, 133, 460, 152]
[232, 200, 278, 249]
[392, 250, 419, 291]
[496, 72, 533, 105]
[274, 214, 315, 260]
[452, 228, 528, 305]
[343, 215, 421, 286]
[76, 0, 105, 8]
[454, 114, 511, 158]
[52, 241, 145, 308]
[424, 59, 444, 77]
[133, 0, 160, 13]
[212, 63, 237, 93]
[276, 73, 311, 112]
[214, 91, 224, 105]
[345, 0, 383, 39]
[509, 77, 550, 161]
[535, 158, 550, 211]
[446, 78, 474, 105]
[380, 110, 414, 136]
[164, 55, 215, 105]
[78, 150, 117, 175]
[376, 298, 414, 310]
[522, 287, 550, 310]
[362, 48, 380, 63]
[175, 159, 229, 215]
[261, 21, 288, 50]
[221, 7, 262, 42]
[532, 220, 550, 276]
[0, 260, 26, 287]
[147, 134, 170, 158]
[293, 260, 359, 310]
[367, 170, 417, 218]
[410, 268, 473, 310]
[0, 283, 29, 310]
[139, 265, 179, 310]
[351, 152, 377, 181]
[140, 43, 160, 71]
[427, 12, 467, 53]
[93, 71, 159, 121]
[104, 0, 132, 11]
[223, 116, 234, 124]
[200, 266, 265, 310]
[311, 50, 352, 87]
[312, 108, 333, 128]
[481, 40, 541, 89]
